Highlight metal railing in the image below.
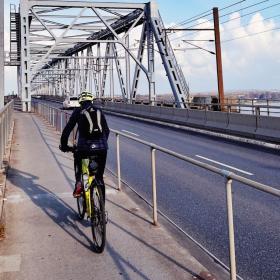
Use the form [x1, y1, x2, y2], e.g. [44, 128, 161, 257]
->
[32, 101, 280, 280]
[0, 101, 14, 169]
[32, 95, 280, 117]
[104, 98, 280, 116]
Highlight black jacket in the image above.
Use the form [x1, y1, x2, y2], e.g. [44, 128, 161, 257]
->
[60, 102, 110, 151]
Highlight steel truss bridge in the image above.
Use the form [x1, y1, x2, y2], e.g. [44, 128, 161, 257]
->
[8, 0, 190, 111]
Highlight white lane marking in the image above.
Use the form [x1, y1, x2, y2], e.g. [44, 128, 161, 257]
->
[121, 129, 139, 137]
[195, 155, 254, 176]
[0, 254, 21, 273]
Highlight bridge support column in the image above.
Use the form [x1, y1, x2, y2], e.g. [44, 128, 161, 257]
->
[20, 0, 31, 112]
[147, 3, 156, 106]
[125, 35, 131, 103]
[109, 43, 114, 99]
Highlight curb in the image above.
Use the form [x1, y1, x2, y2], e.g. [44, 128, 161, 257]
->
[0, 120, 15, 239]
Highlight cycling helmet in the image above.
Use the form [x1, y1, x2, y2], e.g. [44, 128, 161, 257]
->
[78, 91, 94, 103]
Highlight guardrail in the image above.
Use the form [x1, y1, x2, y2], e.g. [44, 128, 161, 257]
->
[100, 102, 280, 144]
[30, 97, 280, 143]
[31, 101, 280, 280]
[0, 101, 14, 169]
[32, 95, 280, 117]
[104, 99, 280, 117]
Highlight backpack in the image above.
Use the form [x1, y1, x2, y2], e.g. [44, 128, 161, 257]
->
[79, 105, 103, 139]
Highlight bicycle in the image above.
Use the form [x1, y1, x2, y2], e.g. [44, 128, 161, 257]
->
[69, 147, 106, 253]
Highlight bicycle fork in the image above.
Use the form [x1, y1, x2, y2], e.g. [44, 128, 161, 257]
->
[85, 187, 92, 218]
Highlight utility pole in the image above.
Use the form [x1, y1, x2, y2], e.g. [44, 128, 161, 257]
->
[0, 0, 4, 109]
[213, 7, 225, 110]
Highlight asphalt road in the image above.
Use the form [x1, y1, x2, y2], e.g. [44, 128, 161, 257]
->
[35, 100, 280, 280]
[105, 114, 280, 280]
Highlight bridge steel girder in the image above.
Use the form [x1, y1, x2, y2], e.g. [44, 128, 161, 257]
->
[101, 43, 111, 97]
[18, 0, 189, 111]
[131, 23, 147, 102]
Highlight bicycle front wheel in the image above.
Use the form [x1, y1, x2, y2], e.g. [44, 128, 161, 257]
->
[91, 184, 106, 253]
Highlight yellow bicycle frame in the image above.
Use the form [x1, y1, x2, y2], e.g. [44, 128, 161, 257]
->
[82, 159, 94, 217]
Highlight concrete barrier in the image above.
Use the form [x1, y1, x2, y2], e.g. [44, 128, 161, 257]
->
[101, 102, 280, 143]
[256, 116, 280, 143]
[186, 109, 206, 127]
[125, 103, 136, 115]
[150, 106, 161, 119]
[227, 113, 257, 138]
[158, 107, 174, 123]
[206, 111, 229, 131]
[137, 103, 151, 118]
[172, 108, 189, 124]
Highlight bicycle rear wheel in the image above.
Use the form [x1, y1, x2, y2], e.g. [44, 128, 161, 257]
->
[77, 191, 86, 220]
[91, 184, 106, 253]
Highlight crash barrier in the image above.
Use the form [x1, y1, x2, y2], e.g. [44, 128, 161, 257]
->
[0, 101, 14, 169]
[101, 102, 280, 143]
[31, 95, 280, 116]
[32, 100, 280, 280]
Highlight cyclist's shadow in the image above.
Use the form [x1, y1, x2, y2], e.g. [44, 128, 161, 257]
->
[8, 167, 95, 252]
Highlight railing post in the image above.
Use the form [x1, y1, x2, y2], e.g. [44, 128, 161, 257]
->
[255, 106, 260, 116]
[51, 108, 53, 126]
[267, 99, 269, 116]
[116, 133, 121, 191]
[225, 178, 237, 280]
[60, 112, 63, 132]
[56, 110, 58, 131]
[52, 108, 55, 126]
[151, 147, 158, 226]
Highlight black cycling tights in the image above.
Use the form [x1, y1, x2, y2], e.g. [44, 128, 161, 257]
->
[74, 150, 107, 201]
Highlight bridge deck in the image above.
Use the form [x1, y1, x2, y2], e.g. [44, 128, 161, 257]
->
[0, 112, 220, 280]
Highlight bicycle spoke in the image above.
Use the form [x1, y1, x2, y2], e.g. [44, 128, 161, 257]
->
[90, 184, 106, 253]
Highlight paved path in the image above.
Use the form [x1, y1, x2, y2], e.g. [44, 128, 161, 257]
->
[0, 112, 223, 280]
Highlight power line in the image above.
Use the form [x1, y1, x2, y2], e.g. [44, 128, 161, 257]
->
[169, 10, 212, 29]
[222, 26, 280, 42]
[113, 1, 280, 55]
[175, 1, 277, 32]
[223, 13, 280, 32]
[220, 0, 247, 11]
[168, 1, 273, 43]
[221, 2, 280, 24]
[169, 0, 247, 29]
[168, 1, 280, 44]
[219, 0, 270, 18]
[182, 40, 215, 55]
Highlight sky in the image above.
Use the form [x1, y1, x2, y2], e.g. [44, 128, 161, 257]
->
[3, 0, 280, 95]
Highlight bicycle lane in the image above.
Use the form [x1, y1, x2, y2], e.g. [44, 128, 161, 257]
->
[0, 111, 225, 280]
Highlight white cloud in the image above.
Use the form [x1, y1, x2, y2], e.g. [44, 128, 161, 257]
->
[166, 11, 280, 93]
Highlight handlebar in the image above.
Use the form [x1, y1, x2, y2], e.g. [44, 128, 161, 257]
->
[59, 145, 77, 153]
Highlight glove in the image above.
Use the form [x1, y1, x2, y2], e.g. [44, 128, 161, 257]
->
[59, 145, 69, 152]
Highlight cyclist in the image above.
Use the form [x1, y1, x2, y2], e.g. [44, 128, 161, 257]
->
[59, 91, 110, 200]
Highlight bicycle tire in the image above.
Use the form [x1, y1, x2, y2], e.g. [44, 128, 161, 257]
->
[77, 191, 86, 220]
[90, 184, 106, 253]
